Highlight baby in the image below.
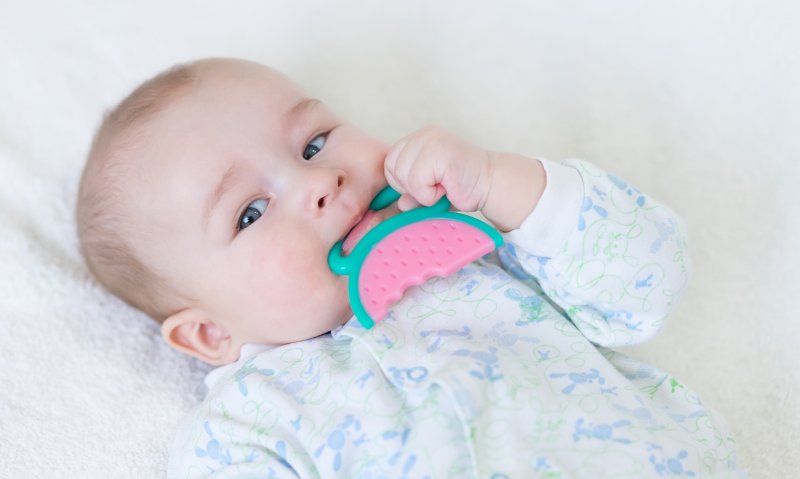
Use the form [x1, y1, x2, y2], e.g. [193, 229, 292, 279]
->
[77, 58, 742, 478]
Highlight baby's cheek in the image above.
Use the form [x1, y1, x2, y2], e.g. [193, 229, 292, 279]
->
[252, 238, 340, 310]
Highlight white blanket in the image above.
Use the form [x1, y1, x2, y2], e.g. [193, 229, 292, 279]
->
[1, 1, 797, 478]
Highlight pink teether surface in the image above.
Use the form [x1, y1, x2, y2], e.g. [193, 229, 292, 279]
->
[358, 218, 496, 323]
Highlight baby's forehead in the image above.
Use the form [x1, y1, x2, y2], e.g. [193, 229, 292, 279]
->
[132, 60, 324, 194]
[126, 67, 298, 199]
[152, 64, 307, 142]
[190, 59, 304, 105]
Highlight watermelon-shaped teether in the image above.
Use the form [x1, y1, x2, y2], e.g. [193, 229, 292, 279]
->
[329, 186, 503, 329]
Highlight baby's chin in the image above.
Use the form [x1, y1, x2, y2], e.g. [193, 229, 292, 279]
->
[339, 309, 354, 327]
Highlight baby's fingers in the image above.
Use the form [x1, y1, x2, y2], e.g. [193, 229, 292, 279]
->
[384, 127, 447, 209]
[383, 163, 409, 203]
[405, 162, 447, 206]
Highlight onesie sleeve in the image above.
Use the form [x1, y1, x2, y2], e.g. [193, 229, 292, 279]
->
[167, 412, 301, 479]
[498, 158, 691, 347]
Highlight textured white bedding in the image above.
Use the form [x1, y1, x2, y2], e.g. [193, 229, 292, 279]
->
[1, 1, 797, 477]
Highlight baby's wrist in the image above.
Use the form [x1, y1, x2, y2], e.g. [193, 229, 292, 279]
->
[480, 151, 546, 232]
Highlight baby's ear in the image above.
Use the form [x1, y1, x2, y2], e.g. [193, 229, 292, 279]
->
[161, 309, 241, 366]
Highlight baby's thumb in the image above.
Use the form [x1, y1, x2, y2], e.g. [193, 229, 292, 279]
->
[397, 194, 422, 212]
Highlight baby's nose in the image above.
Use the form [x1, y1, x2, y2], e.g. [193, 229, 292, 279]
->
[303, 168, 346, 215]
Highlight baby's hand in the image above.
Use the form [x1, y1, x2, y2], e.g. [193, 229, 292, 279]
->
[385, 126, 547, 232]
[383, 126, 492, 212]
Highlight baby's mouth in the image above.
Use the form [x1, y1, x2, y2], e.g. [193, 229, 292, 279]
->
[340, 204, 400, 256]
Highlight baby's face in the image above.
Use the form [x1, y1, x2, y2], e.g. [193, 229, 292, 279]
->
[134, 60, 396, 355]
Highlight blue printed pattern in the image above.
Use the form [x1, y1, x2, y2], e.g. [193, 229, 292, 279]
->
[168, 160, 741, 479]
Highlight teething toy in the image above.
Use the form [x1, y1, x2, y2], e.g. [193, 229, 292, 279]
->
[329, 186, 503, 329]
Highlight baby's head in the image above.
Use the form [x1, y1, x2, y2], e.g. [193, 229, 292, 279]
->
[77, 58, 397, 365]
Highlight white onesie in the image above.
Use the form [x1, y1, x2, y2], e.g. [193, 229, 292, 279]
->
[168, 159, 742, 478]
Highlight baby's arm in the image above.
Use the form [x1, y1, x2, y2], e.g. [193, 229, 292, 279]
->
[385, 127, 690, 347]
[499, 158, 691, 346]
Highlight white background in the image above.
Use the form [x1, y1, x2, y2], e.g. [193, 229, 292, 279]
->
[1, 1, 797, 477]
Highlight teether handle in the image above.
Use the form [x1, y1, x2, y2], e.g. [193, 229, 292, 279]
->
[371, 186, 452, 212]
[369, 187, 401, 210]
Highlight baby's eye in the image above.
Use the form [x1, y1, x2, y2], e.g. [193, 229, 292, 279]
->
[302, 133, 327, 160]
[237, 199, 268, 231]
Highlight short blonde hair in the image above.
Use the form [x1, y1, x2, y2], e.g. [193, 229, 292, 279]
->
[77, 62, 197, 322]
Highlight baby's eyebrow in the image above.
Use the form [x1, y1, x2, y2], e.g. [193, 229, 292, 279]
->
[285, 98, 323, 127]
[203, 162, 244, 232]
